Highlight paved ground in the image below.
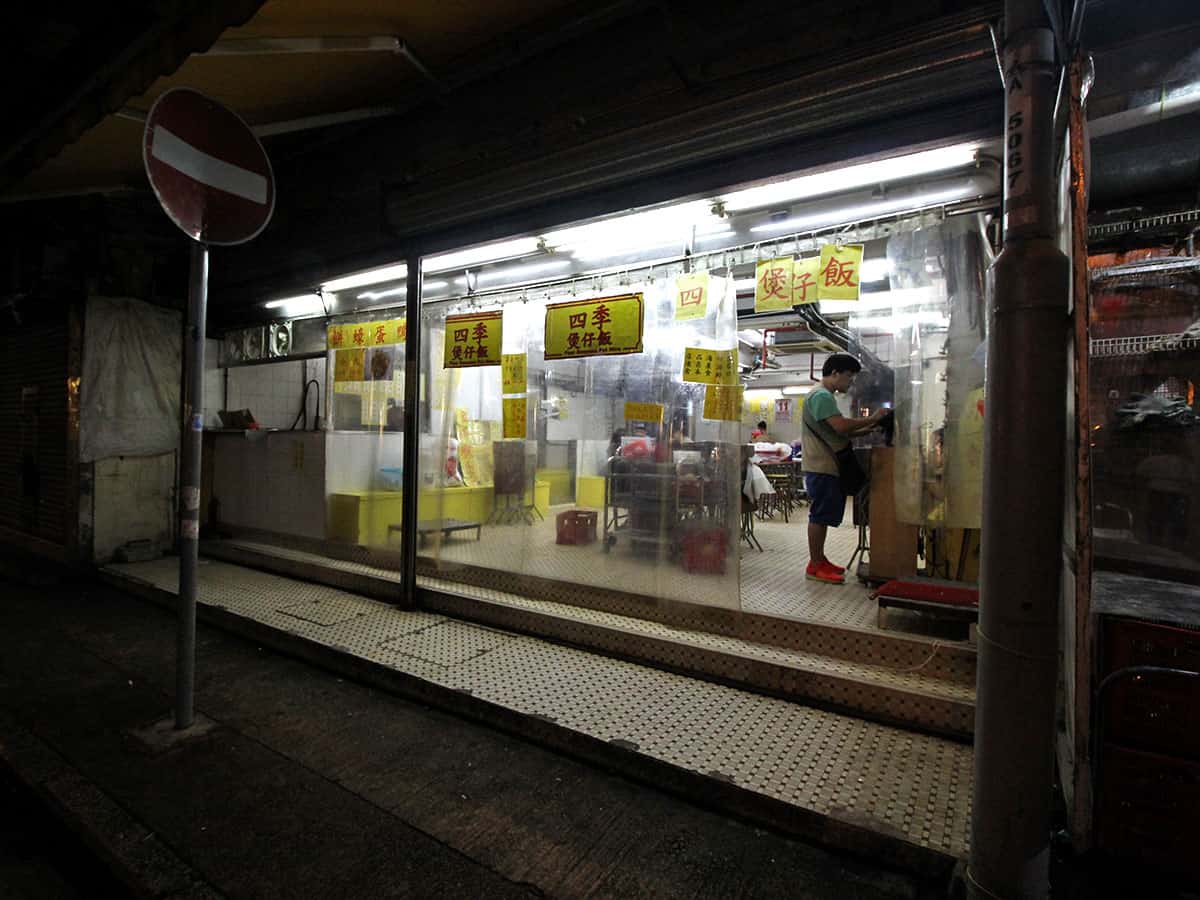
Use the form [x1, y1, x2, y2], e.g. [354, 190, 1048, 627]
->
[0, 573, 943, 900]
[0, 765, 131, 899]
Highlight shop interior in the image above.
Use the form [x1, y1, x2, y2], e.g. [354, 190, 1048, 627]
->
[202, 140, 1000, 642]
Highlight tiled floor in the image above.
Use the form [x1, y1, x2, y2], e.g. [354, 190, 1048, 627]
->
[411, 503, 879, 626]
[105, 557, 974, 860]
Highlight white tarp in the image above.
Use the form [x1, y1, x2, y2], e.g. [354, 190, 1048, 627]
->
[81, 296, 181, 462]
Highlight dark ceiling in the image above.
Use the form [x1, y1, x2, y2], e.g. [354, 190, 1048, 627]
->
[2, 0, 1199, 326]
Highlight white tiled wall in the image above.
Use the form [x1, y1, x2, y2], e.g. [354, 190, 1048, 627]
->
[223, 358, 327, 430]
[202, 339, 224, 429]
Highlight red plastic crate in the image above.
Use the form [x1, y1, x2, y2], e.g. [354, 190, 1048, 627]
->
[556, 509, 597, 545]
[680, 528, 727, 574]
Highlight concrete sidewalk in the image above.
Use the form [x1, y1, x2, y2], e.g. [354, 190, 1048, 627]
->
[0, 573, 940, 899]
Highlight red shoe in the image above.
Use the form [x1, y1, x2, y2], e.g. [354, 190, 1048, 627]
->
[823, 559, 846, 574]
[805, 561, 845, 585]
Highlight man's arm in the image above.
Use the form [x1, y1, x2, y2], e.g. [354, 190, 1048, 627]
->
[824, 409, 886, 436]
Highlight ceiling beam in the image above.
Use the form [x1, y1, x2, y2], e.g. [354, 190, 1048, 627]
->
[0, 0, 266, 193]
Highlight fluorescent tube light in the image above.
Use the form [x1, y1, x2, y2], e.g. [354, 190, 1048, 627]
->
[453, 259, 572, 286]
[782, 385, 814, 395]
[321, 263, 408, 292]
[424, 237, 542, 273]
[750, 185, 976, 236]
[263, 294, 325, 316]
[545, 201, 714, 259]
[721, 143, 979, 212]
[356, 280, 448, 301]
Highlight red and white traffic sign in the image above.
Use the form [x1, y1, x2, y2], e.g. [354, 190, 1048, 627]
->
[143, 87, 274, 246]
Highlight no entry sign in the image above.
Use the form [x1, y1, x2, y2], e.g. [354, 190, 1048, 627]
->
[143, 87, 274, 245]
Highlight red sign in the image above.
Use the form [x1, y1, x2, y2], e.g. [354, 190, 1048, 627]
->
[143, 88, 274, 245]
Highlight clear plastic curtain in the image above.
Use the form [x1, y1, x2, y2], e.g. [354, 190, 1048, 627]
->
[880, 215, 992, 527]
[418, 274, 743, 611]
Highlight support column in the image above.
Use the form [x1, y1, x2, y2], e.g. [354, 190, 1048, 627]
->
[399, 254, 422, 606]
[967, 1, 1069, 896]
[176, 241, 208, 729]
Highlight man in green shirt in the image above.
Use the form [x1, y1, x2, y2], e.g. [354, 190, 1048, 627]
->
[801, 353, 887, 584]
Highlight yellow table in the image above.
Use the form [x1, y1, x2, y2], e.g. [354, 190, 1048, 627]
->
[328, 481, 550, 546]
[575, 475, 606, 509]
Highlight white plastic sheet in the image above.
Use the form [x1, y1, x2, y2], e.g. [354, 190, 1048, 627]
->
[81, 296, 181, 462]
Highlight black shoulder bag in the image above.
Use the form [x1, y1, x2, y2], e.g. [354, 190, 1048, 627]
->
[802, 399, 868, 496]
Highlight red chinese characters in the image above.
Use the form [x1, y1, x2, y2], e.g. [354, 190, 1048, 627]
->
[821, 256, 858, 290]
[759, 265, 790, 302]
[793, 270, 817, 303]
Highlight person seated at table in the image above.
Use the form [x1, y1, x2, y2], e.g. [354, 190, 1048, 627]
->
[740, 444, 774, 509]
[750, 420, 770, 442]
[607, 429, 625, 460]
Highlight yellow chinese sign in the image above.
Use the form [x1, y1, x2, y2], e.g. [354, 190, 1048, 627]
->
[817, 244, 864, 301]
[544, 293, 643, 360]
[502, 397, 527, 439]
[333, 348, 365, 383]
[792, 255, 821, 305]
[674, 272, 709, 321]
[623, 401, 664, 423]
[327, 317, 407, 350]
[755, 258, 793, 313]
[501, 353, 527, 394]
[703, 384, 743, 422]
[444, 311, 502, 368]
[681, 347, 737, 385]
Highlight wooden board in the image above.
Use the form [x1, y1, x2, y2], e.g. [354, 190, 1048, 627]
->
[868, 447, 919, 579]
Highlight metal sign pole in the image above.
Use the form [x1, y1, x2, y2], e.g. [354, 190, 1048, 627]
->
[176, 240, 209, 730]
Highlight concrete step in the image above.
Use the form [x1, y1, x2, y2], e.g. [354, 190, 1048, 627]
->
[202, 539, 975, 740]
[100, 557, 974, 876]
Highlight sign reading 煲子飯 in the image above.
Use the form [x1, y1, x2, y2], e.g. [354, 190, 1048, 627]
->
[792, 256, 820, 305]
[502, 397, 527, 439]
[623, 401, 664, 423]
[327, 317, 407, 350]
[674, 272, 710, 321]
[755, 257, 794, 313]
[681, 347, 738, 386]
[703, 384, 744, 422]
[544, 294, 644, 360]
[817, 244, 864, 301]
[444, 311, 502, 368]
[501, 353, 527, 394]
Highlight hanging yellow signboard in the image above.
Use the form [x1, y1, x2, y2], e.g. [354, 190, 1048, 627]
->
[703, 384, 744, 422]
[501, 353, 527, 394]
[792, 255, 821, 305]
[444, 310, 502, 368]
[623, 401, 664, 423]
[817, 244, 864, 301]
[681, 347, 738, 385]
[333, 348, 365, 383]
[502, 397, 527, 439]
[754, 257, 793, 312]
[674, 272, 709, 321]
[544, 293, 644, 360]
[327, 317, 407, 349]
